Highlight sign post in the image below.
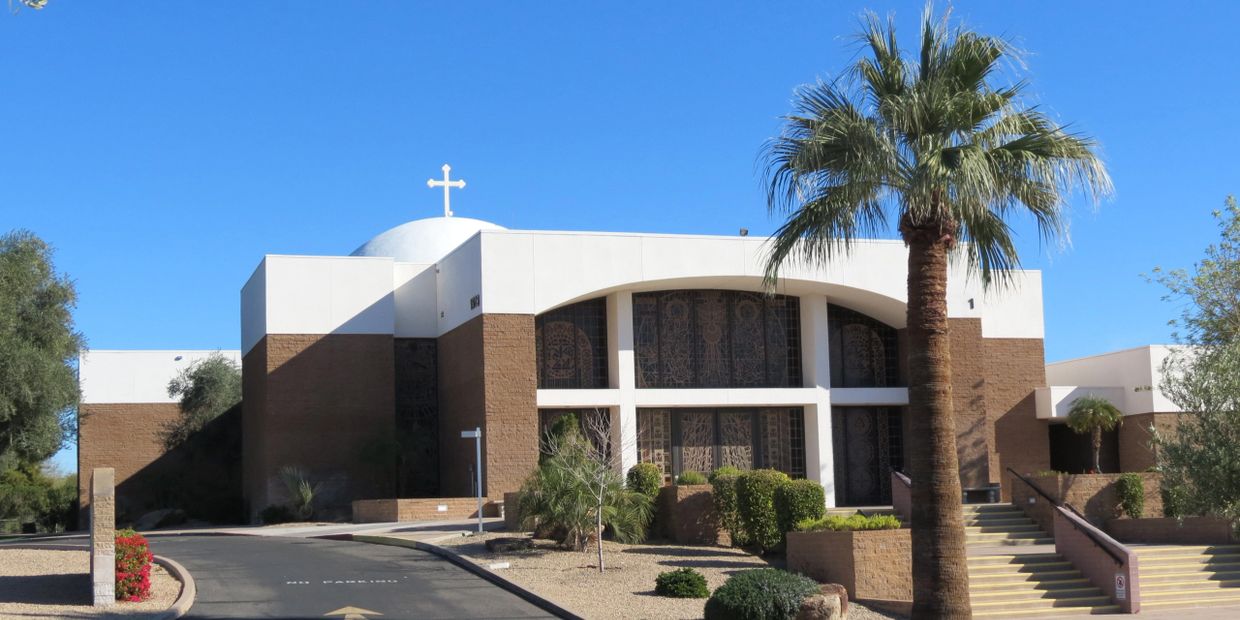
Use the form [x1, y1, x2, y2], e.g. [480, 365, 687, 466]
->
[461, 428, 483, 533]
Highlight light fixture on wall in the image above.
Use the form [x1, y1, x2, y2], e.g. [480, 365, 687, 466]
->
[739, 228, 749, 237]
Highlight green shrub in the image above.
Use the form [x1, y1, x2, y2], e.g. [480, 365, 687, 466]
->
[774, 479, 825, 538]
[794, 514, 902, 532]
[278, 466, 318, 520]
[703, 568, 819, 620]
[736, 469, 790, 552]
[677, 470, 708, 485]
[627, 463, 663, 500]
[1117, 473, 1144, 519]
[655, 567, 710, 598]
[1162, 481, 1187, 519]
[710, 467, 749, 547]
[259, 504, 296, 525]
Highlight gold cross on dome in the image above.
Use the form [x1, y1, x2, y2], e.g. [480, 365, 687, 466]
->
[427, 164, 466, 217]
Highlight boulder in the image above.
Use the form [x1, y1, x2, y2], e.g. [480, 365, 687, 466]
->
[795, 593, 843, 620]
[485, 536, 533, 553]
[819, 583, 849, 616]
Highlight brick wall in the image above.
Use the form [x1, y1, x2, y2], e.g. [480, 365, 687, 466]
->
[985, 336, 1050, 499]
[787, 529, 912, 602]
[1052, 507, 1138, 613]
[656, 484, 723, 545]
[948, 319, 992, 488]
[78, 402, 181, 526]
[1022, 473, 1163, 530]
[481, 314, 539, 497]
[1118, 412, 1179, 473]
[1107, 516, 1237, 545]
[352, 497, 496, 522]
[438, 316, 486, 497]
[243, 333, 395, 521]
[438, 314, 539, 498]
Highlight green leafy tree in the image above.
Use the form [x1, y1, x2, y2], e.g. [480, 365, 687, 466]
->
[519, 415, 651, 572]
[162, 352, 241, 449]
[1153, 197, 1240, 520]
[1065, 395, 1123, 473]
[0, 463, 75, 532]
[761, 9, 1110, 617]
[0, 230, 83, 468]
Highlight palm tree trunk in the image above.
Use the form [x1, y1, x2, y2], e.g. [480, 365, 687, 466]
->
[1093, 427, 1102, 473]
[903, 219, 972, 619]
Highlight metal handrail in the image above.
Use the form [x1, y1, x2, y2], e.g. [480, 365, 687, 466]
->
[1005, 467, 1126, 566]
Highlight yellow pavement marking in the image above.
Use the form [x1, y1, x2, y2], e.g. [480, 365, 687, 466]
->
[324, 606, 383, 619]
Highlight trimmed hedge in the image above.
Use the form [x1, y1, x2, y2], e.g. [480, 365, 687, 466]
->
[736, 469, 790, 552]
[704, 568, 819, 620]
[655, 567, 710, 598]
[627, 463, 663, 500]
[794, 514, 902, 532]
[710, 467, 748, 547]
[774, 479, 825, 539]
[1117, 473, 1144, 519]
[677, 470, 708, 485]
[115, 529, 153, 602]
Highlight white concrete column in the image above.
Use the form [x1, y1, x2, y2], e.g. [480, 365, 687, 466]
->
[608, 292, 638, 474]
[801, 296, 835, 506]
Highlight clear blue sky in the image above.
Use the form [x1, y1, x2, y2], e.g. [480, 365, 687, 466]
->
[2, 3, 1236, 468]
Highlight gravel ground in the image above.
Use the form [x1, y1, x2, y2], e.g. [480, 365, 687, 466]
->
[0, 549, 179, 619]
[435, 532, 905, 620]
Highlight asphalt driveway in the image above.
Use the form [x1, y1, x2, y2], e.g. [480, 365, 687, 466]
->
[8, 534, 554, 620]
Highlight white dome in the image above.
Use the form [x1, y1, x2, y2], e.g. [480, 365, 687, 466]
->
[351, 216, 506, 264]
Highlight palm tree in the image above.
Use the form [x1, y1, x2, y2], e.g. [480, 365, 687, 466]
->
[761, 9, 1110, 618]
[1066, 395, 1123, 473]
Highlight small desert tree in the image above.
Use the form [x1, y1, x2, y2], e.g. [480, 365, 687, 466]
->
[518, 410, 651, 573]
[163, 352, 241, 449]
[1152, 197, 1240, 520]
[1065, 395, 1122, 473]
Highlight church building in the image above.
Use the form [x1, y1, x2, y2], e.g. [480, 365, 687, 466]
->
[77, 166, 1175, 523]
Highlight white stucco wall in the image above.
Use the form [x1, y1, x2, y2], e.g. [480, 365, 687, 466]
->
[80, 349, 241, 404]
[240, 254, 398, 354]
[393, 262, 438, 338]
[1043, 345, 1184, 416]
[470, 230, 1043, 340]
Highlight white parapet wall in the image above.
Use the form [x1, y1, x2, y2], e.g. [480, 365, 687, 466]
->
[79, 349, 241, 404]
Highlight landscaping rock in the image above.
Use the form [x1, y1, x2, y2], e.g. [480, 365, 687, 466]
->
[820, 583, 849, 616]
[795, 593, 843, 620]
[486, 536, 534, 553]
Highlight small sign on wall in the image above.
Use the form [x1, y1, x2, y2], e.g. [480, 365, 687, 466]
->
[469, 294, 481, 310]
[1115, 573, 1127, 600]
[437, 504, 448, 512]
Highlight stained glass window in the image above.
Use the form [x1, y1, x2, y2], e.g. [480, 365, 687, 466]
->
[536, 298, 609, 389]
[827, 304, 901, 388]
[636, 407, 805, 480]
[633, 290, 802, 388]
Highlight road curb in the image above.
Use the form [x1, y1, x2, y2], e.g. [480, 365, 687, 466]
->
[352, 534, 586, 620]
[0, 543, 195, 618]
[153, 554, 196, 619]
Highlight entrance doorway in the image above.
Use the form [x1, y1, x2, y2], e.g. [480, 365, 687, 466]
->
[831, 407, 904, 506]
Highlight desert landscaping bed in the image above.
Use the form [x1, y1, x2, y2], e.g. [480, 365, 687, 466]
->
[434, 532, 903, 619]
[0, 548, 179, 619]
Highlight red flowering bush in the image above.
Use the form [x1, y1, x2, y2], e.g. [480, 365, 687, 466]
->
[115, 529, 153, 602]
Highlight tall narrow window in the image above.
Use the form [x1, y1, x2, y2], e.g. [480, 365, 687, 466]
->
[828, 304, 901, 388]
[633, 290, 802, 388]
[536, 298, 608, 389]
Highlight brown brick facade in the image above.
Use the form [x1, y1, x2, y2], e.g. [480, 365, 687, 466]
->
[78, 402, 181, 525]
[787, 529, 913, 602]
[1014, 472, 1163, 533]
[352, 497, 497, 522]
[242, 333, 395, 520]
[1118, 412, 1179, 473]
[438, 314, 539, 498]
[947, 319, 992, 489]
[985, 335, 1050, 498]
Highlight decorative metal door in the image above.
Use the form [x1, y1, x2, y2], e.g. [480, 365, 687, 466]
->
[678, 410, 717, 474]
[832, 407, 903, 506]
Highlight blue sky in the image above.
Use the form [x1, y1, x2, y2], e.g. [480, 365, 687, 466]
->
[2, 3, 1236, 469]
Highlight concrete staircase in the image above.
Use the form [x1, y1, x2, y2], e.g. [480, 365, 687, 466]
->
[1137, 544, 1240, 610]
[963, 504, 1053, 547]
[969, 552, 1119, 617]
[965, 504, 1118, 617]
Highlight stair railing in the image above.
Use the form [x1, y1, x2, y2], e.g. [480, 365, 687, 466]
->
[1007, 467, 1139, 613]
